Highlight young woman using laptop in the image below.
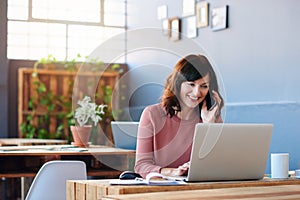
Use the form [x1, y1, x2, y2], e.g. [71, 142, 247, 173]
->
[134, 54, 224, 178]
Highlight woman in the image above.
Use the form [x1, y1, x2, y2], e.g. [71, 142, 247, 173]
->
[134, 54, 224, 178]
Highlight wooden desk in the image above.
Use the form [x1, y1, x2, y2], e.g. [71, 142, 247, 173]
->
[0, 138, 68, 146]
[0, 145, 135, 178]
[66, 177, 300, 200]
[102, 185, 300, 200]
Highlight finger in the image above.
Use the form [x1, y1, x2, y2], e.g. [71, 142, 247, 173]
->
[212, 90, 220, 102]
[209, 103, 219, 112]
[178, 165, 188, 171]
[179, 166, 188, 170]
[182, 162, 189, 168]
[209, 102, 220, 116]
[212, 90, 221, 105]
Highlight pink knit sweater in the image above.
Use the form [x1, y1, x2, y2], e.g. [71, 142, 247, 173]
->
[134, 104, 202, 178]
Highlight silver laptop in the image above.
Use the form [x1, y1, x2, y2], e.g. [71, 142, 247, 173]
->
[111, 121, 139, 150]
[184, 123, 273, 182]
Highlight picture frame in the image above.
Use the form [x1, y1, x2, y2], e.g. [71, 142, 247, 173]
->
[157, 5, 168, 20]
[168, 17, 181, 42]
[186, 16, 197, 38]
[196, 2, 209, 28]
[162, 19, 169, 35]
[182, 0, 195, 17]
[211, 5, 228, 31]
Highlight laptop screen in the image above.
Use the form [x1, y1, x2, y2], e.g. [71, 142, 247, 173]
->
[111, 121, 139, 150]
[186, 123, 273, 182]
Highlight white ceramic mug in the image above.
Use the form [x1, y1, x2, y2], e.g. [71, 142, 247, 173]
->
[295, 169, 300, 178]
[271, 153, 289, 179]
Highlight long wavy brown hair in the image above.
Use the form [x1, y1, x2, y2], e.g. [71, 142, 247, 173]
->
[161, 54, 224, 118]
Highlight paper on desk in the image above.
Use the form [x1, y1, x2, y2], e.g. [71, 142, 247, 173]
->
[0, 145, 87, 152]
[0, 146, 55, 151]
[109, 179, 147, 185]
[61, 147, 88, 152]
[109, 172, 187, 186]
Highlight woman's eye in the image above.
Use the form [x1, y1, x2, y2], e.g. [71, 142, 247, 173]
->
[201, 85, 208, 89]
[189, 83, 195, 86]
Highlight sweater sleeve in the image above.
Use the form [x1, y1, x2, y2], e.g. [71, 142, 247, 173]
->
[134, 106, 162, 178]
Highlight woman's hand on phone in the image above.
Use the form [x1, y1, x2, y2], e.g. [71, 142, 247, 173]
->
[201, 90, 222, 123]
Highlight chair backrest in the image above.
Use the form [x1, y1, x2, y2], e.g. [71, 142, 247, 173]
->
[25, 160, 87, 200]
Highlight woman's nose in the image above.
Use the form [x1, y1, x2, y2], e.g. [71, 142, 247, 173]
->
[192, 86, 201, 96]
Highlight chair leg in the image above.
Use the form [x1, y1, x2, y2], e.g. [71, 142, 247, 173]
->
[1, 177, 6, 200]
[21, 177, 25, 200]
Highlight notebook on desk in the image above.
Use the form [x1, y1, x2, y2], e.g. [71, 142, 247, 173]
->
[179, 123, 273, 182]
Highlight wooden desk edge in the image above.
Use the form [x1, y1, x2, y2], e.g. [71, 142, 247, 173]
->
[101, 185, 300, 200]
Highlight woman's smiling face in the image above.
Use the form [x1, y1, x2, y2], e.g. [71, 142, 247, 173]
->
[179, 73, 210, 110]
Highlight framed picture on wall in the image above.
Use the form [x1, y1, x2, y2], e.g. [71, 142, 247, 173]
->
[196, 2, 209, 28]
[157, 5, 168, 20]
[182, 0, 195, 17]
[162, 19, 169, 35]
[186, 16, 197, 38]
[168, 17, 181, 41]
[211, 5, 228, 31]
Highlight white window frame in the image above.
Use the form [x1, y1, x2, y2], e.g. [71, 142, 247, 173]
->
[7, 0, 127, 62]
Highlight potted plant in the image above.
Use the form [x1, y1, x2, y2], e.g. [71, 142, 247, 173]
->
[32, 54, 81, 74]
[71, 96, 107, 147]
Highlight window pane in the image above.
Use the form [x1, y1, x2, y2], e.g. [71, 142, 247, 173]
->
[105, 0, 125, 14]
[7, 0, 29, 20]
[32, 0, 101, 23]
[7, 47, 29, 59]
[104, 14, 125, 26]
[68, 25, 103, 58]
[68, 25, 125, 62]
[7, 21, 67, 60]
[104, 0, 125, 26]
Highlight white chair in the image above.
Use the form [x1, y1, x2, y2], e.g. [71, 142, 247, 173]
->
[25, 160, 87, 200]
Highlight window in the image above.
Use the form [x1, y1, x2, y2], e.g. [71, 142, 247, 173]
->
[7, 0, 126, 62]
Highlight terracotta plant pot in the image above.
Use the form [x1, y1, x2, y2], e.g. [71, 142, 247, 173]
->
[70, 125, 92, 147]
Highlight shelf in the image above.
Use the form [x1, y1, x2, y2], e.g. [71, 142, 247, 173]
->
[18, 67, 122, 141]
